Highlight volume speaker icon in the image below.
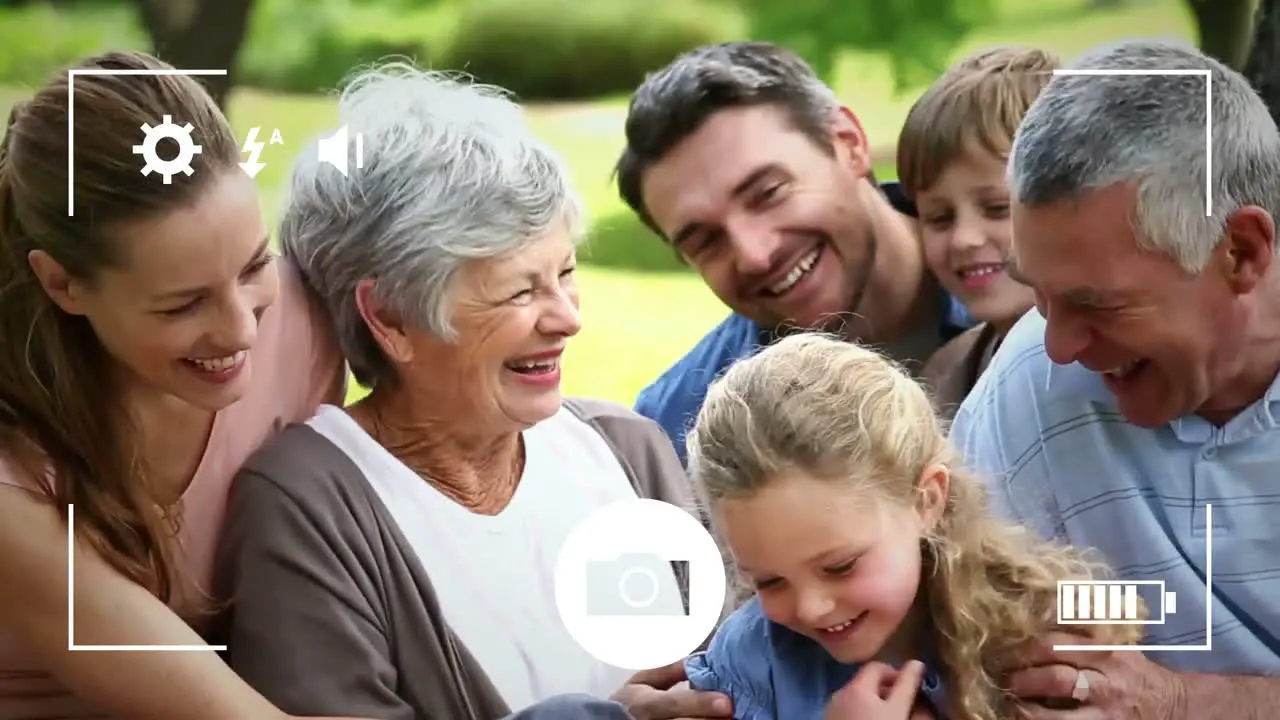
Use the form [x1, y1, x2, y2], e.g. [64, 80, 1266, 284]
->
[317, 125, 365, 177]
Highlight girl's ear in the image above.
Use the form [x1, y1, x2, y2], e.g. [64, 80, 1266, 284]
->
[915, 463, 950, 530]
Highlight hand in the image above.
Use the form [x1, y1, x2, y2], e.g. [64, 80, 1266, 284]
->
[1008, 631, 1184, 719]
[610, 661, 734, 720]
[824, 660, 927, 720]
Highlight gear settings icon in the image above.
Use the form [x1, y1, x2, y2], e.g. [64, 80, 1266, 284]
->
[132, 114, 202, 184]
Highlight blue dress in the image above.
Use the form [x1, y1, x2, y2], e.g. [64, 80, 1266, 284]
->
[686, 597, 949, 720]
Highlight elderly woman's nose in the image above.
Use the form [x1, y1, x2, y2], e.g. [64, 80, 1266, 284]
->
[539, 287, 582, 337]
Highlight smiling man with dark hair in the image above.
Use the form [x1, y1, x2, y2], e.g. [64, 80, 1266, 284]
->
[615, 42, 971, 463]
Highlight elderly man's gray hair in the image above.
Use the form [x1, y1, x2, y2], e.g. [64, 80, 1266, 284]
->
[278, 63, 584, 388]
[1009, 38, 1280, 271]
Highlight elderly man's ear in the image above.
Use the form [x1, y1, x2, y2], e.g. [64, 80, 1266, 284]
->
[1219, 205, 1276, 296]
[355, 277, 415, 364]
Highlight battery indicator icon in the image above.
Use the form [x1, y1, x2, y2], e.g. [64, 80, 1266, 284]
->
[1057, 580, 1174, 625]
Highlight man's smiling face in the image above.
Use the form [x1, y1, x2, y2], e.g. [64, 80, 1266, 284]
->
[639, 105, 879, 332]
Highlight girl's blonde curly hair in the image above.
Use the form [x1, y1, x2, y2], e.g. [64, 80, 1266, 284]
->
[685, 333, 1141, 720]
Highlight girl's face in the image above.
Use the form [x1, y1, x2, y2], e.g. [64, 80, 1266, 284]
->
[714, 469, 947, 664]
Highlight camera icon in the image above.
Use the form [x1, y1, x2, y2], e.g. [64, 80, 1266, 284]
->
[586, 554, 689, 617]
[555, 498, 726, 670]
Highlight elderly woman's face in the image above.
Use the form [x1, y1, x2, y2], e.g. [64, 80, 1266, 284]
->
[413, 226, 581, 430]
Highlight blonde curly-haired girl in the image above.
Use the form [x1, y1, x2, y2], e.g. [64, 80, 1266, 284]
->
[683, 334, 1141, 720]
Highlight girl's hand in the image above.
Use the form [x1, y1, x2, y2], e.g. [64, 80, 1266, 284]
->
[823, 660, 927, 720]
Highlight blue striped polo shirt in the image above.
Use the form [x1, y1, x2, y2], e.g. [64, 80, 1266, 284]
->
[951, 310, 1280, 675]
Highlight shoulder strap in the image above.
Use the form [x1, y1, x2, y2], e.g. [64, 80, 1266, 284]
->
[561, 397, 643, 494]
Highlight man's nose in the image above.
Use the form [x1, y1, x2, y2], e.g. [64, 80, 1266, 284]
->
[1042, 305, 1092, 365]
[727, 219, 784, 277]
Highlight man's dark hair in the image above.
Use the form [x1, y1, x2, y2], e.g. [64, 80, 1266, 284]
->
[615, 42, 840, 235]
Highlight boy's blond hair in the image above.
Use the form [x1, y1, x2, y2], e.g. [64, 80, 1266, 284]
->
[897, 46, 1060, 199]
[686, 334, 1141, 720]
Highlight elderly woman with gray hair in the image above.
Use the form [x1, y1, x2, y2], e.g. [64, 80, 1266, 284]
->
[212, 66, 733, 720]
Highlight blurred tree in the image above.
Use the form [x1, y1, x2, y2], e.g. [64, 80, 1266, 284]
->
[1187, 0, 1257, 70]
[134, 0, 256, 108]
[742, 0, 1259, 92]
[1244, 0, 1279, 119]
[738, 0, 997, 90]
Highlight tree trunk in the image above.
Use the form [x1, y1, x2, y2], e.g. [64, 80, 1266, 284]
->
[1188, 0, 1257, 70]
[1244, 0, 1280, 122]
[135, 0, 256, 109]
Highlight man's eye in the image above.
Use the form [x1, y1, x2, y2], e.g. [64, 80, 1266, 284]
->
[159, 299, 200, 317]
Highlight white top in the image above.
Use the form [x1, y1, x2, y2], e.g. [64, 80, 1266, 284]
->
[307, 405, 641, 710]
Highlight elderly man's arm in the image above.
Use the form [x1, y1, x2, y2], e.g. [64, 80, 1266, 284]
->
[1173, 673, 1280, 719]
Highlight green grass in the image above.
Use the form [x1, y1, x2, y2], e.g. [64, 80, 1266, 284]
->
[0, 0, 1197, 406]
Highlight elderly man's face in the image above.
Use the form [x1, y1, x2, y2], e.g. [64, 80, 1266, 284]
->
[639, 104, 880, 332]
[1010, 183, 1272, 428]
[407, 226, 581, 432]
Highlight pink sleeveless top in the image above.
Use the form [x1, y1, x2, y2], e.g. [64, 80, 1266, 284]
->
[0, 260, 344, 719]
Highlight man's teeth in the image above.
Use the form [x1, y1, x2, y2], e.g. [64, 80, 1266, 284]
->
[822, 619, 855, 633]
[1103, 360, 1143, 379]
[768, 248, 821, 295]
[508, 358, 558, 373]
[186, 352, 244, 372]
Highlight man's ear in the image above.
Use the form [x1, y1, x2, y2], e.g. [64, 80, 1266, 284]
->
[1218, 205, 1274, 296]
[28, 249, 89, 316]
[829, 106, 873, 178]
[915, 463, 950, 531]
[354, 277, 414, 364]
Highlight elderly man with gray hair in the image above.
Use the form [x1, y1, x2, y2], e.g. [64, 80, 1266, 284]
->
[952, 38, 1280, 718]
[212, 64, 734, 720]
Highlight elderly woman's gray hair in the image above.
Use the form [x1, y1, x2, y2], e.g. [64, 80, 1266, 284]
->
[278, 63, 585, 389]
[1008, 39, 1280, 273]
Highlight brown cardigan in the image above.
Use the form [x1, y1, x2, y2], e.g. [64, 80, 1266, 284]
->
[212, 398, 707, 720]
[921, 322, 1003, 421]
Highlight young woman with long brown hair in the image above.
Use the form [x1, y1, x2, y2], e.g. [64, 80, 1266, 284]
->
[0, 50, 358, 719]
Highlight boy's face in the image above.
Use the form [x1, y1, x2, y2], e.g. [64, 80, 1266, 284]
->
[714, 472, 926, 664]
[914, 145, 1035, 330]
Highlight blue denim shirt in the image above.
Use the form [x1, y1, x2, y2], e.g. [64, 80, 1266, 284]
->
[686, 597, 948, 720]
[633, 183, 972, 465]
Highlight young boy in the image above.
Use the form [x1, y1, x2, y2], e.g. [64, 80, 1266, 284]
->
[896, 46, 1060, 414]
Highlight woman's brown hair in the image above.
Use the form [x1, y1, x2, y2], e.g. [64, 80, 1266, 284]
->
[0, 51, 240, 601]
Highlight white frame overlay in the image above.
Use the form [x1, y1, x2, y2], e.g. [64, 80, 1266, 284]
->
[1053, 504, 1214, 653]
[1047, 67, 1214, 653]
[63, 65, 230, 653]
[67, 504, 227, 651]
[1049, 68, 1213, 217]
[59, 67, 1215, 654]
